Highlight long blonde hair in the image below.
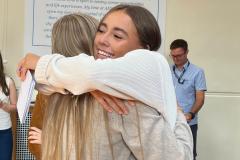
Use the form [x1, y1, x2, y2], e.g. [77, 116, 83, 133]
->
[51, 13, 98, 56]
[41, 13, 99, 160]
[42, 11, 144, 160]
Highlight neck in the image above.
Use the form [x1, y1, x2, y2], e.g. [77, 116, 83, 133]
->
[175, 60, 189, 70]
[175, 65, 184, 71]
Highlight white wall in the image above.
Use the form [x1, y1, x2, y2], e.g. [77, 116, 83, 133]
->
[165, 0, 240, 159]
[165, 0, 240, 92]
[1, 0, 240, 159]
[0, 0, 24, 86]
[198, 95, 240, 160]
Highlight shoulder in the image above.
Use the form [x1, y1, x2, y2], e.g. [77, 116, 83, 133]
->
[190, 63, 205, 73]
[125, 49, 168, 64]
[5, 76, 13, 86]
[126, 49, 164, 57]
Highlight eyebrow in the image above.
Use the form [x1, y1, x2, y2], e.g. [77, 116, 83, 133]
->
[100, 22, 128, 37]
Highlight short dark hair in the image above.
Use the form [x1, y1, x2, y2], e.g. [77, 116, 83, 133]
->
[100, 4, 161, 51]
[170, 39, 188, 52]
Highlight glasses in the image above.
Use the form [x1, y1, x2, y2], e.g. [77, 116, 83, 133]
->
[169, 52, 186, 59]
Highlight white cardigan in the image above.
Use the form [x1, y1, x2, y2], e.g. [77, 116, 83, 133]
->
[35, 49, 193, 159]
[35, 49, 177, 129]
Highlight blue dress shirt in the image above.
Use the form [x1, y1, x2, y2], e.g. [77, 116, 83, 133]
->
[171, 61, 207, 125]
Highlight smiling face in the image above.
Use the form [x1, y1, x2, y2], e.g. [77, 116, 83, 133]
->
[94, 10, 143, 59]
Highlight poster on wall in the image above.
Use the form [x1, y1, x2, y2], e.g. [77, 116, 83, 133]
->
[24, 0, 166, 55]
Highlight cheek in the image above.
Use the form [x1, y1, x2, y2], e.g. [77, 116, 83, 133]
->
[173, 58, 180, 63]
[113, 50, 127, 58]
[112, 42, 134, 58]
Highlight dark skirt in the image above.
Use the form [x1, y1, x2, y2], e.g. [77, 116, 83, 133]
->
[0, 128, 13, 160]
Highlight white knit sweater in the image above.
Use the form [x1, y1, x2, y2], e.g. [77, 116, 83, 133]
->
[35, 49, 193, 159]
[36, 49, 177, 129]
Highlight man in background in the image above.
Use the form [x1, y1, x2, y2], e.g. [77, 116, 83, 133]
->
[170, 39, 207, 160]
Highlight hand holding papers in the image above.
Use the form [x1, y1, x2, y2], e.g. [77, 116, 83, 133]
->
[17, 71, 35, 124]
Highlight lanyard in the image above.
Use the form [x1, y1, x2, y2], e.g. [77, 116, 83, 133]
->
[173, 61, 190, 84]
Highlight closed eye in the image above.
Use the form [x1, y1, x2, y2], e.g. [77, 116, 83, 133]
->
[114, 34, 123, 39]
[97, 24, 107, 33]
[97, 28, 104, 33]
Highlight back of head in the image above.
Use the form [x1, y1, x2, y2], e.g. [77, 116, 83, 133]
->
[101, 4, 161, 51]
[42, 13, 98, 160]
[51, 13, 99, 56]
[170, 39, 188, 52]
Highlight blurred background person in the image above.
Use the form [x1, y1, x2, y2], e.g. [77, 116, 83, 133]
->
[0, 51, 17, 160]
[170, 39, 207, 160]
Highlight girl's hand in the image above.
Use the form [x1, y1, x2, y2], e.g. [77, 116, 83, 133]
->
[17, 53, 40, 80]
[91, 90, 135, 115]
[28, 127, 42, 144]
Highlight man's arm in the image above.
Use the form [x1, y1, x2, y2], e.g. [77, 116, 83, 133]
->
[185, 67, 206, 121]
[185, 90, 205, 121]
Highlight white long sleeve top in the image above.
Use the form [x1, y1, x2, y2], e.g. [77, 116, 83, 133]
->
[34, 49, 193, 159]
[35, 49, 177, 129]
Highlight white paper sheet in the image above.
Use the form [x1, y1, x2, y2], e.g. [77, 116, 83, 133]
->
[17, 71, 36, 124]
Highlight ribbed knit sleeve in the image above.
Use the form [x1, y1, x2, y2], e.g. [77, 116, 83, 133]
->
[35, 49, 177, 129]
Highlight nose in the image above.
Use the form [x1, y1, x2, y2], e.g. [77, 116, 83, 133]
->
[172, 56, 178, 60]
[97, 32, 110, 47]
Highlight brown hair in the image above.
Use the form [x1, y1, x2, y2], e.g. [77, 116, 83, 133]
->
[170, 39, 188, 52]
[100, 4, 161, 51]
[0, 51, 9, 96]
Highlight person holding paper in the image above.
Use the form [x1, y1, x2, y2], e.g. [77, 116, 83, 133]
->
[21, 5, 193, 160]
[0, 51, 17, 160]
